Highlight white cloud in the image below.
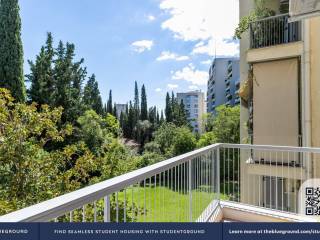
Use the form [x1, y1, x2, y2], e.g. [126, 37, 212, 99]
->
[156, 51, 190, 61]
[167, 84, 179, 89]
[147, 15, 156, 21]
[172, 63, 208, 86]
[131, 40, 154, 53]
[189, 85, 199, 90]
[201, 59, 212, 65]
[192, 38, 239, 57]
[155, 88, 162, 92]
[159, 0, 239, 56]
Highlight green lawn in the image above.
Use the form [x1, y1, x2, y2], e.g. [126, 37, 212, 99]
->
[116, 185, 229, 222]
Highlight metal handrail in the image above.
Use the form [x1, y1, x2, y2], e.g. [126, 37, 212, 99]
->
[250, 13, 289, 23]
[0, 144, 221, 222]
[2, 143, 320, 222]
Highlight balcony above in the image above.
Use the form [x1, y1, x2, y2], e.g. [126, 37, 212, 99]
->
[249, 14, 301, 49]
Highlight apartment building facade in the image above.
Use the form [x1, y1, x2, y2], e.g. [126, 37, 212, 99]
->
[239, 0, 320, 212]
[207, 58, 240, 115]
[177, 91, 206, 133]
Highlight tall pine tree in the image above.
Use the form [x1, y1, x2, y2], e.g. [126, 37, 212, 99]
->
[27, 33, 55, 105]
[134, 81, 140, 120]
[140, 84, 148, 120]
[0, 0, 26, 102]
[165, 92, 172, 122]
[107, 90, 113, 114]
[83, 74, 103, 115]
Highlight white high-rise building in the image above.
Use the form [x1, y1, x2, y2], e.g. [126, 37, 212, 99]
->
[177, 91, 206, 133]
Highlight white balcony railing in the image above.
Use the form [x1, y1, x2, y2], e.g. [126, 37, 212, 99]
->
[1, 143, 320, 222]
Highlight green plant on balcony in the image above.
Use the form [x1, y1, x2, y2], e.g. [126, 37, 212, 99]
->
[234, 0, 275, 40]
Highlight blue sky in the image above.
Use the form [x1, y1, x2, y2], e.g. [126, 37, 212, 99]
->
[20, 0, 239, 110]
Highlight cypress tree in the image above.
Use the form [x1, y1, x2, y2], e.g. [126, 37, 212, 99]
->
[160, 110, 164, 124]
[165, 92, 172, 122]
[107, 90, 113, 114]
[127, 101, 135, 138]
[140, 84, 148, 120]
[0, 0, 26, 102]
[113, 103, 117, 117]
[83, 74, 103, 115]
[156, 110, 160, 125]
[134, 81, 140, 120]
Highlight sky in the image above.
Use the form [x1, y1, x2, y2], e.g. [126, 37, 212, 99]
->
[20, 0, 239, 110]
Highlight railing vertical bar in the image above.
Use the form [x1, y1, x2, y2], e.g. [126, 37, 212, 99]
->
[269, 150, 272, 210]
[232, 148, 235, 200]
[175, 166, 177, 221]
[282, 151, 284, 211]
[224, 148, 226, 197]
[228, 147, 230, 197]
[154, 174, 157, 222]
[287, 151, 290, 212]
[217, 147, 220, 202]
[258, 150, 261, 207]
[104, 196, 110, 222]
[276, 151, 278, 211]
[124, 189, 127, 222]
[198, 156, 200, 218]
[131, 185, 134, 222]
[189, 159, 192, 222]
[70, 211, 73, 223]
[237, 148, 240, 202]
[149, 177, 152, 222]
[161, 172, 164, 222]
[82, 205, 86, 222]
[94, 201, 97, 222]
[167, 169, 170, 221]
[116, 192, 119, 223]
[144, 179, 146, 222]
[178, 164, 180, 222]
[293, 152, 298, 213]
[199, 155, 202, 220]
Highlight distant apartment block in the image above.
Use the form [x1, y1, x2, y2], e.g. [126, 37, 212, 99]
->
[207, 58, 240, 114]
[115, 103, 127, 119]
[177, 91, 206, 133]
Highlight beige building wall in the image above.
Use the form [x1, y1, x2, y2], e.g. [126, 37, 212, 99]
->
[239, 0, 255, 204]
[310, 17, 320, 148]
[239, 1, 320, 206]
[310, 17, 320, 178]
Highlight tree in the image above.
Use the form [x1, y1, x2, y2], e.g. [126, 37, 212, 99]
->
[126, 101, 135, 138]
[207, 105, 240, 144]
[107, 90, 113, 114]
[140, 84, 148, 120]
[173, 99, 188, 127]
[0, 0, 26, 102]
[234, 0, 275, 39]
[83, 74, 103, 115]
[0, 88, 96, 213]
[113, 103, 117, 117]
[198, 106, 240, 146]
[172, 126, 196, 155]
[165, 92, 172, 122]
[27, 33, 55, 105]
[77, 110, 114, 155]
[197, 132, 217, 148]
[160, 110, 164, 124]
[52, 41, 88, 122]
[133, 81, 140, 121]
[153, 122, 196, 156]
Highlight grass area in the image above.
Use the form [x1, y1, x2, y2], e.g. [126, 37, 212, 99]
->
[116, 185, 229, 222]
